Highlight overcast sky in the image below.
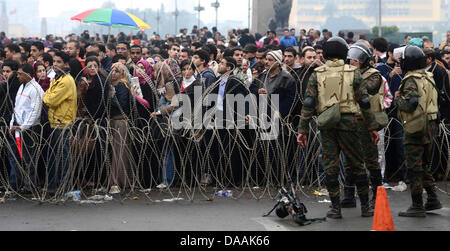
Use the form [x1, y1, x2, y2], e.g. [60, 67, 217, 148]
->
[39, 0, 250, 24]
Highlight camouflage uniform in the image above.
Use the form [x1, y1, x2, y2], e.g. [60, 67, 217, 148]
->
[299, 61, 378, 203]
[396, 76, 437, 197]
[343, 67, 384, 201]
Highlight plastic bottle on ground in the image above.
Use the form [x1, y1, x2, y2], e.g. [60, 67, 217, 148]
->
[215, 190, 233, 197]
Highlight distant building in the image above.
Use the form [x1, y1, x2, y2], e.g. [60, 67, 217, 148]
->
[4, 0, 40, 36]
[41, 17, 47, 39]
[0, 0, 8, 34]
[290, 0, 449, 31]
[8, 24, 28, 38]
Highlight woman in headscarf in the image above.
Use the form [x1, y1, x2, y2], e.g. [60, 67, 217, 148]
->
[151, 62, 180, 189]
[152, 62, 178, 114]
[34, 62, 51, 92]
[146, 58, 156, 67]
[80, 56, 109, 120]
[107, 62, 133, 194]
[130, 59, 159, 189]
[133, 59, 156, 120]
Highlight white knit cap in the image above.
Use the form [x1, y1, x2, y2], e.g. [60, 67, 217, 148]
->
[268, 50, 283, 65]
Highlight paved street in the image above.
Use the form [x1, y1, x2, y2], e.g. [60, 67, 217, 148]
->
[0, 182, 448, 231]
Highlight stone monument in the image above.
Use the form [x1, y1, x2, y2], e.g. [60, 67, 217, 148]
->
[270, 0, 293, 32]
[252, 0, 293, 35]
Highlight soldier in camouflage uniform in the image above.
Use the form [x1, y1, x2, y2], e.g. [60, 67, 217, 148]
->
[341, 42, 385, 209]
[297, 37, 380, 219]
[395, 45, 443, 217]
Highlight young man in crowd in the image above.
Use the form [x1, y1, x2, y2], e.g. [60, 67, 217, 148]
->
[192, 49, 217, 89]
[12, 53, 27, 65]
[43, 51, 77, 194]
[165, 44, 181, 77]
[130, 45, 143, 65]
[2, 60, 22, 130]
[5, 44, 21, 61]
[30, 42, 45, 63]
[179, 48, 192, 65]
[243, 43, 258, 71]
[283, 47, 301, 74]
[290, 28, 297, 41]
[372, 37, 389, 64]
[93, 43, 112, 74]
[142, 47, 150, 59]
[284, 46, 302, 129]
[280, 29, 298, 47]
[299, 47, 318, 93]
[253, 47, 268, 78]
[203, 57, 250, 185]
[313, 45, 325, 65]
[116, 42, 133, 73]
[8, 64, 44, 194]
[0, 48, 5, 72]
[264, 30, 280, 47]
[441, 50, 450, 69]
[64, 41, 85, 81]
[106, 43, 117, 59]
[0, 32, 11, 45]
[229, 47, 251, 87]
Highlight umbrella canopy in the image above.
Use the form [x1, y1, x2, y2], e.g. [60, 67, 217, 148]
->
[71, 8, 150, 30]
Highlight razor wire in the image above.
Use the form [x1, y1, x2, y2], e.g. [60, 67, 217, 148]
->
[0, 58, 448, 205]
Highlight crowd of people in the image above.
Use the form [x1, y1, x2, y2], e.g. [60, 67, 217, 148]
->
[0, 27, 449, 215]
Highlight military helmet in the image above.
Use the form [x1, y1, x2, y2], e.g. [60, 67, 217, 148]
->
[347, 42, 372, 66]
[400, 45, 427, 72]
[323, 37, 350, 60]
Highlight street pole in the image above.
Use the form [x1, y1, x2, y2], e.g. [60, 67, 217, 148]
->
[194, 0, 205, 28]
[378, 0, 382, 37]
[107, 26, 111, 44]
[156, 9, 161, 35]
[173, 0, 179, 35]
[248, 0, 251, 29]
[211, 0, 220, 29]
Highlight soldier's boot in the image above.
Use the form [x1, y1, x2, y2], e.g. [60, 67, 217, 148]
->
[341, 186, 357, 208]
[360, 194, 374, 217]
[370, 176, 383, 210]
[327, 197, 343, 219]
[399, 194, 426, 218]
[370, 187, 378, 210]
[424, 187, 443, 211]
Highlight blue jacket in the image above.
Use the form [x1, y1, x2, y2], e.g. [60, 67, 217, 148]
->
[280, 36, 298, 47]
[197, 68, 217, 89]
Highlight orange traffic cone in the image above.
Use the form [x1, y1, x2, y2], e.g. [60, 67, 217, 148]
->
[372, 186, 395, 231]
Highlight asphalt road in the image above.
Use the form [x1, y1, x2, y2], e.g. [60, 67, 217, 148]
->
[0, 182, 448, 231]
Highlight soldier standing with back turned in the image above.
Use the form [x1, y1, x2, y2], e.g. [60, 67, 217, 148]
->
[395, 45, 443, 217]
[341, 42, 386, 210]
[297, 37, 380, 219]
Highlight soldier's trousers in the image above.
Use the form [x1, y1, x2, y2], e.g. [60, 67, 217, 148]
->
[404, 122, 437, 197]
[343, 123, 382, 189]
[321, 129, 369, 199]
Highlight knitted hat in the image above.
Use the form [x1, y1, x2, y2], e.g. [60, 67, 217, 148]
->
[268, 50, 283, 65]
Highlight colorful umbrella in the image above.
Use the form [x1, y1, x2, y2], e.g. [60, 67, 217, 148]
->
[71, 8, 151, 30]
